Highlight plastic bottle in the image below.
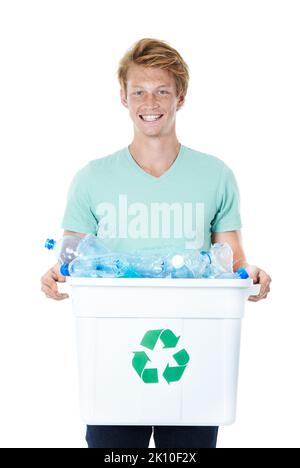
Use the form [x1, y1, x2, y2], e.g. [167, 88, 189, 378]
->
[162, 243, 238, 279]
[129, 245, 233, 279]
[60, 253, 136, 278]
[76, 234, 110, 258]
[209, 242, 234, 275]
[163, 253, 196, 278]
[128, 254, 167, 278]
[215, 268, 249, 279]
[164, 249, 216, 278]
[45, 235, 82, 264]
[196, 243, 235, 278]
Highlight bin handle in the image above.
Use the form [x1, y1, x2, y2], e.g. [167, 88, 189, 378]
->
[246, 283, 261, 298]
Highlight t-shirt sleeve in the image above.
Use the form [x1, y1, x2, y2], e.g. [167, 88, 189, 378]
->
[60, 164, 98, 234]
[211, 163, 242, 232]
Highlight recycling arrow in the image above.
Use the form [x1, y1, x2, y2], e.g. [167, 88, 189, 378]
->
[162, 349, 190, 384]
[132, 329, 190, 385]
[132, 352, 150, 377]
[132, 351, 158, 383]
[140, 329, 180, 350]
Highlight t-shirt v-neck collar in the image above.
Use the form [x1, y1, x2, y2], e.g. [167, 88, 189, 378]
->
[125, 144, 186, 182]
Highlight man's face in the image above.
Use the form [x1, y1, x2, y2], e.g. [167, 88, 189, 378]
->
[120, 64, 185, 137]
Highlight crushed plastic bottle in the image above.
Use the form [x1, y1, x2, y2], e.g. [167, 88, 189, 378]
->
[60, 253, 136, 278]
[208, 242, 234, 275]
[77, 234, 110, 258]
[164, 254, 194, 278]
[215, 268, 249, 279]
[45, 235, 82, 264]
[163, 252, 202, 278]
[120, 254, 166, 278]
[163, 244, 233, 279]
[196, 243, 235, 278]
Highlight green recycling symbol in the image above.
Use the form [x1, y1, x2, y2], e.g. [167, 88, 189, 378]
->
[132, 329, 190, 384]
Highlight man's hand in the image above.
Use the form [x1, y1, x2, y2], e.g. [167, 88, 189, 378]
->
[211, 231, 272, 302]
[41, 263, 69, 301]
[245, 265, 272, 302]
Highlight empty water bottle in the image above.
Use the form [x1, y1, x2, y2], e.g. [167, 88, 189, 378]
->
[165, 254, 194, 278]
[215, 268, 249, 279]
[162, 243, 237, 279]
[197, 243, 235, 278]
[129, 245, 233, 279]
[60, 253, 135, 278]
[210, 242, 234, 274]
[45, 235, 82, 264]
[128, 254, 166, 278]
[164, 249, 216, 278]
[77, 234, 110, 258]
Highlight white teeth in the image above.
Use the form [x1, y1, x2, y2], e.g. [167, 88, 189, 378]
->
[141, 115, 162, 121]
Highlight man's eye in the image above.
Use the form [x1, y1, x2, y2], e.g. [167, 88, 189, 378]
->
[133, 91, 168, 96]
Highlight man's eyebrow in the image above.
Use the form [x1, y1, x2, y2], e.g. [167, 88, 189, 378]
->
[131, 84, 172, 89]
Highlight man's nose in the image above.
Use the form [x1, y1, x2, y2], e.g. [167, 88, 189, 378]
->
[143, 92, 159, 107]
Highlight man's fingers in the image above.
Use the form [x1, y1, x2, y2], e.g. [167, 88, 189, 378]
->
[248, 283, 271, 301]
[42, 268, 65, 289]
[251, 270, 272, 299]
[248, 296, 259, 302]
[259, 276, 272, 297]
[41, 283, 69, 301]
[50, 266, 67, 282]
[42, 275, 59, 294]
[52, 271, 67, 283]
[46, 291, 69, 301]
[41, 264, 69, 301]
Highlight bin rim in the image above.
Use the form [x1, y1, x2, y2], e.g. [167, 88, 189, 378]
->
[66, 276, 254, 289]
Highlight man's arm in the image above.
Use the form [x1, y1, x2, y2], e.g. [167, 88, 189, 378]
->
[211, 230, 272, 302]
[40, 230, 87, 301]
[63, 230, 87, 238]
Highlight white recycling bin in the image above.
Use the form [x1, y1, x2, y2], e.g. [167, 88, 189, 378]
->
[67, 277, 260, 426]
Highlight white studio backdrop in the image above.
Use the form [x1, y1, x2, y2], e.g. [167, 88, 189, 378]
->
[0, 0, 299, 448]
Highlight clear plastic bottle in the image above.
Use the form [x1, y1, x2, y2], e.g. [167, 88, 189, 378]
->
[60, 253, 136, 278]
[76, 234, 110, 258]
[162, 243, 237, 279]
[128, 254, 166, 278]
[127, 245, 208, 278]
[45, 236, 82, 265]
[164, 249, 214, 278]
[195, 243, 235, 278]
[215, 268, 249, 279]
[208, 242, 234, 276]
[127, 245, 233, 279]
[163, 253, 196, 278]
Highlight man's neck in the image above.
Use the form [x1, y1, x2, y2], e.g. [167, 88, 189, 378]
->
[128, 136, 181, 177]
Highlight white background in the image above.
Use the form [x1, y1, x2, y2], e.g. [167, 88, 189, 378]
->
[0, 0, 299, 448]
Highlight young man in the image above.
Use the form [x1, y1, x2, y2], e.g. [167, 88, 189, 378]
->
[41, 38, 272, 448]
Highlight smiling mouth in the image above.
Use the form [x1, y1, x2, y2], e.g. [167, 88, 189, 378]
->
[139, 114, 164, 122]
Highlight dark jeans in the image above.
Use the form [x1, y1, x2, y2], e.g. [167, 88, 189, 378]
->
[86, 425, 218, 449]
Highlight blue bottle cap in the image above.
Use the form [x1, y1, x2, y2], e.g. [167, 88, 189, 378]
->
[60, 263, 70, 277]
[45, 238, 56, 250]
[237, 267, 249, 279]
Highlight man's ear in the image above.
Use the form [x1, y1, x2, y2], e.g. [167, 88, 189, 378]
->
[120, 88, 128, 109]
[176, 94, 185, 111]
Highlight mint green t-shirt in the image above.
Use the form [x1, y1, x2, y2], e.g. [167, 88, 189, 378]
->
[61, 144, 242, 253]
